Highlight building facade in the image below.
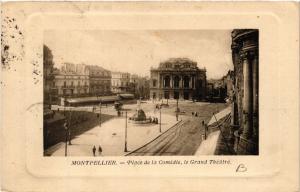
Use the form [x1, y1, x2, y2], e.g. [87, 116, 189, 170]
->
[231, 29, 259, 155]
[111, 72, 131, 93]
[52, 64, 90, 99]
[129, 74, 150, 99]
[88, 65, 111, 96]
[206, 70, 234, 102]
[150, 58, 207, 101]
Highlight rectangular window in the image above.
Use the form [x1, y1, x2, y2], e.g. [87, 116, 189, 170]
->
[153, 80, 157, 87]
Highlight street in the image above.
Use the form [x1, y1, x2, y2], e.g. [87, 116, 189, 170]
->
[46, 100, 228, 156]
[127, 102, 228, 156]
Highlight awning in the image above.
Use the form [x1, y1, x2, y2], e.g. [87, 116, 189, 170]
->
[67, 96, 120, 104]
[119, 93, 135, 99]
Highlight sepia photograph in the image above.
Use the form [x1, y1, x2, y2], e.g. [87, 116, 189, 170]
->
[1, 2, 299, 192]
[43, 29, 259, 156]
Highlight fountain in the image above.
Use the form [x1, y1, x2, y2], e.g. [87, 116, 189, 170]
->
[129, 99, 156, 124]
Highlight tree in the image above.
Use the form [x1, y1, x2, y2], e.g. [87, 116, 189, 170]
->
[43, 45, 55, 106]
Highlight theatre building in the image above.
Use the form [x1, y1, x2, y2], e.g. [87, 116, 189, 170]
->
[150, 58, 206, 101]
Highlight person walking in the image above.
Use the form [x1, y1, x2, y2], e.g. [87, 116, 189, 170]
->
[98, 145, 102, 156]
[92, 145, 96, 156]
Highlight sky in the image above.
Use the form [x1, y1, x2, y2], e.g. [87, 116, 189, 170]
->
[44, 30, 233, 79]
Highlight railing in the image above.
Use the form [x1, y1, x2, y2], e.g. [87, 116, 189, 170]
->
[62, 85, 75, 89]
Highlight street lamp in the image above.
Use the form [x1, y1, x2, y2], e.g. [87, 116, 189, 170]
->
[99, 101, 102, 127]
[159, 105, 162, 133]
[202, 120, 207, 140]
[63, 96, 66, 117]
[176, 99, 179, 121]
[68, 109, 72, 145]
[124, 111, 128, 152]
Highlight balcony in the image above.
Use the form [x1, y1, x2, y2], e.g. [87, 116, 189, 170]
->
[77, 85, 89, 88]
[62, 85, 75, 89]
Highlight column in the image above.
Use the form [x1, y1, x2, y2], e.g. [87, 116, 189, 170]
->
[193, 76, 196, 89]
[231, 47, 239, 127]
[180, 76, 183, 99]
[242, 52, 253, 139]
[170, 75, 173, 88]
[179, 76, 182, 88]
[252, 53, 258, 141]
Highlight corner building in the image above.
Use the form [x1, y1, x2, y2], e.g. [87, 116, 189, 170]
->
[231, 29, 259, 155]
[150, 58, 206, 101]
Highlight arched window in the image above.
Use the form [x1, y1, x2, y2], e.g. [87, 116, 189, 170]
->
[183, 76, 190, 88]
[174, 76, 180, 88]
[198, 80, 202, 88]
[164, 76, 170, 88]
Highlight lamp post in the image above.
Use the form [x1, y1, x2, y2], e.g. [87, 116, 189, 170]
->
[124, 111, 128, 152]
[159, 105, 162, 133]
[63, 121, 68, 156]
[63, 96, 66, 117]
[99, 101, 102, 127]
[176, 99, 179, 121]
[68, 109, 72, 145]
[49, 93, 52, 110]
[202, 120, 207, 140]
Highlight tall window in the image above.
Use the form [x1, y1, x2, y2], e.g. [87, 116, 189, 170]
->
[164, 76, 170, 88]
[183, 76, 190, 88]
[152, 79, 157, 87]
[63, 81, 66, 87]
[174, 76, 180, 88]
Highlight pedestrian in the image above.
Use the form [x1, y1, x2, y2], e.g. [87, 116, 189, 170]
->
[92, 145, 96, 156]
[98, 145, 102, 156]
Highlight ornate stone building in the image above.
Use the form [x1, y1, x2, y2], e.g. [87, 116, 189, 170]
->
[88, 65, 111, 96]
[150, 58, 206, 101]
[111, 72, 131, 93]
[52, 63, 89, 98]
[231, 29, 259, 155]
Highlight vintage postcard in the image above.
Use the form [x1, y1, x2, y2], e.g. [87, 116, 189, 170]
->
[1, 2, 299, 192]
